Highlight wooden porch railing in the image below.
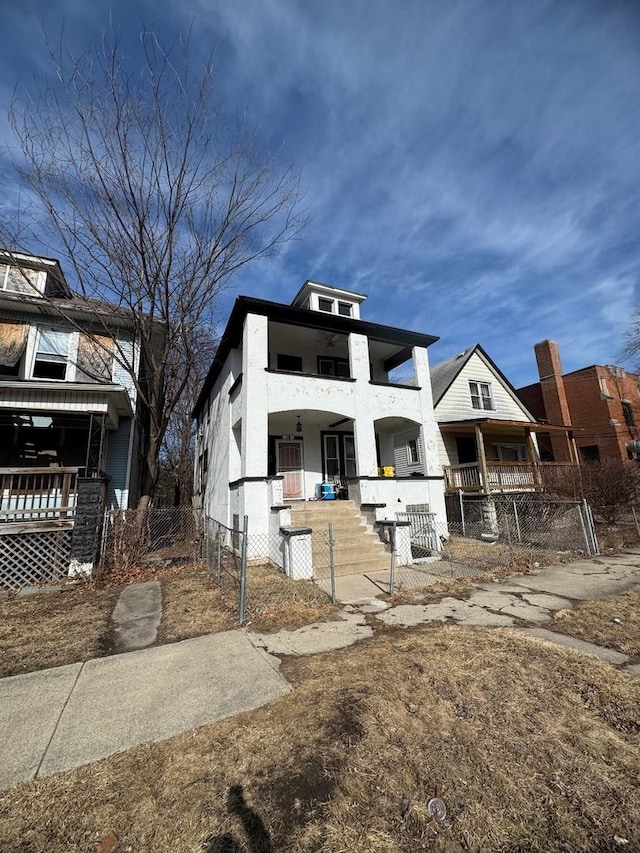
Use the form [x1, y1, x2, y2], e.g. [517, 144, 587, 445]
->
[444, 461, 578, 493]
[0, 467, 79, 523]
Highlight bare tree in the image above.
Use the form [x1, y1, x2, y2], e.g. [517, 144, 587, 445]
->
[4, 31, 305, 507]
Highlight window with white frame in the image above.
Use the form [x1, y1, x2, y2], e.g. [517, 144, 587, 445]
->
[0, 264, 40, 295]
[318, 297, 334, 313]
[32, 329, 71, 380]
[469, 380, 494, 410]
[338, 301, 352, 317]
[406, 437, 420, 465]
[494, 443, 527, 462]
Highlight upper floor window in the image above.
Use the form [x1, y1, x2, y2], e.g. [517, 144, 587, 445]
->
[32, 329, 71, 380]
[318, 356, 350, 378]
[338, 301, 352, 317]
[622, 401, 635, 428]
[277, 353, 303, 372]
[469, 380, 494, 410]
[318, 297, 333, 313]
[0, 264, 40, 295]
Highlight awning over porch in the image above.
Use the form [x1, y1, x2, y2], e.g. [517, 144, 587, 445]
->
[0, 380, 133, 429]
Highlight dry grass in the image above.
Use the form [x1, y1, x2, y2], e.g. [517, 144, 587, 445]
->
[1, 627, 638, 852]
[0, 586, 118, 678]
[442, 535, 575, 574]
[551, 584, 640, 658]
[158, 571, 237, 643]
[244, 563, 339, 631]
[0, 565, 337, 677]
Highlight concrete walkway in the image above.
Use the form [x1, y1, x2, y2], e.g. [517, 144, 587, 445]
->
[0, 630, 289, 791]
[252, 552, 640, 669]
[1, 550, 638, 792]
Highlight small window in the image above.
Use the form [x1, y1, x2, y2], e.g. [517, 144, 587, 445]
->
[0, 264, 39, 295]
[276, 353, 303, 372]
[469, 380, 494, 411]
[317, 357, 350, 378]
[338, 301, 352, 317]
[407, 438, 420, 465]
[494, 444, 527, 462]
[318, 297, 334, 313]
[622, 401, 635, 428]
[599, 376, 612, 397]
[32, 329, 71, 380]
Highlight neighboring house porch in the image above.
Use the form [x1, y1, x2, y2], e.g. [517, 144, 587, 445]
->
[440, 418, 579, 494]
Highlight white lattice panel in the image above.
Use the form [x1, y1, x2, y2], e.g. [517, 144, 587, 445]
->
[0, 529, 71, 590]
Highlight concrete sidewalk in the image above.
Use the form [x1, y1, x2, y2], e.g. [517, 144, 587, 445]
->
[0, 630, 289, 791]
[2, 550, 639, 793]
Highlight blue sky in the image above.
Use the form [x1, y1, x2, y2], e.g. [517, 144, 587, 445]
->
[1, 0, 639, 386]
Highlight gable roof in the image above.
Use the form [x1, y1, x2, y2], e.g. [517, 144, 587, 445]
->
[430, 343, 536, 421]
[430, 346, 476, 407]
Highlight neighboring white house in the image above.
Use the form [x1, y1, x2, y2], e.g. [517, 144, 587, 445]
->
[430, 344, 578, 494]
[193, 280, 447, 551]
[0, 250, 146, 511]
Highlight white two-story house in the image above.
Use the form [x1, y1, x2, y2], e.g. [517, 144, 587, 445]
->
[193, 281, 447, 549]
[0, 250, 154, 586]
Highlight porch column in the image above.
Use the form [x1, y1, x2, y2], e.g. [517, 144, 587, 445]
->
[241, 313, 268, 478]
[525, 427, 541, 489]
[474, 423, 489, 493]
[348, 332, 378, 477]
[413, 345, 441, 477]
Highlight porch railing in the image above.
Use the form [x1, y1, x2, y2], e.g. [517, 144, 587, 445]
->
[0, 467, 79, 523]
[444, 461, 578, 493]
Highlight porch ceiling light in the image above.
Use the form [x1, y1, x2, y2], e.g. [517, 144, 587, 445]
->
[296, 415, 303, 433]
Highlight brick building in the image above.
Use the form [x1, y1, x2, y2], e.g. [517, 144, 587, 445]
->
[517, 340, 640, 464]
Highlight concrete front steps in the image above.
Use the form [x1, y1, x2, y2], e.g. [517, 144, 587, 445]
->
[289, 500, 391, 577]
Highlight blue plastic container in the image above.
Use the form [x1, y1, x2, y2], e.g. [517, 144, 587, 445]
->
[321, 482, 336, 500]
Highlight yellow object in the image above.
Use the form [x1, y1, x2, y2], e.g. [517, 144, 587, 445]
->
[381, 466, 395, 477]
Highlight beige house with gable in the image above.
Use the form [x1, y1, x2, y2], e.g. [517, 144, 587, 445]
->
[430, 344, 578, 494]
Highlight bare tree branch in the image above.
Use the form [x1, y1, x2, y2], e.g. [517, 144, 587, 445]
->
[2, 30, 307, 506]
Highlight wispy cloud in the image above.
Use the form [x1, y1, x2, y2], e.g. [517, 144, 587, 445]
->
[1, 0, 640, 384]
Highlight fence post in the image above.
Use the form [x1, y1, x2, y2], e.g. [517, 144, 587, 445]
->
[216, 528, 222, 583]
[328, 522, 336, 604]
[239, 515, 248, 625]
[458, 489, 465, 537]
[512, 500, 522, 543]
[389, 522, 396, 595]
[577, 500, 593, 556]
[632, 505, 640, 539]
[582, 499, 599, 556]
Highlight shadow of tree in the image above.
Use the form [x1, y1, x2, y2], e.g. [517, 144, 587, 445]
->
[203, 785, 272, 853]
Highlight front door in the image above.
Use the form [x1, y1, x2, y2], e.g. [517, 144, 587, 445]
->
[323, 433, 356, 481]
[277, 440, 304, 499]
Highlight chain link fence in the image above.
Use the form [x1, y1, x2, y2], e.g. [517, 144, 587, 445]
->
[96, 496, 602, 607]
[380, 494, 599, 593]
[99, 506, 203, 572]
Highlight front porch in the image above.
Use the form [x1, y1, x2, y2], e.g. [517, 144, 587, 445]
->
[440, 418, 580, 494]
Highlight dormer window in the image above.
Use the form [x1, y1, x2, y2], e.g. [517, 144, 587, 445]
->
[338, 302, 352, 317]
[32, 329, 71, 380]
[0, 264, 40, 295]
[318, 297, 333, 313]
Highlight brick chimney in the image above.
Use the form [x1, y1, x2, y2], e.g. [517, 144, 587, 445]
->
[534, 340, 573, 461]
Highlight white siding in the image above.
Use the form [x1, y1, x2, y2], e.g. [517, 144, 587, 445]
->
[434, 351, 533, 423]
[393, 427, 424, 477]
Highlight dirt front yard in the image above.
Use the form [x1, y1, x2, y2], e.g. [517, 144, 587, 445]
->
[0, 565, 337, 678]
[1, 626, 638, 852]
